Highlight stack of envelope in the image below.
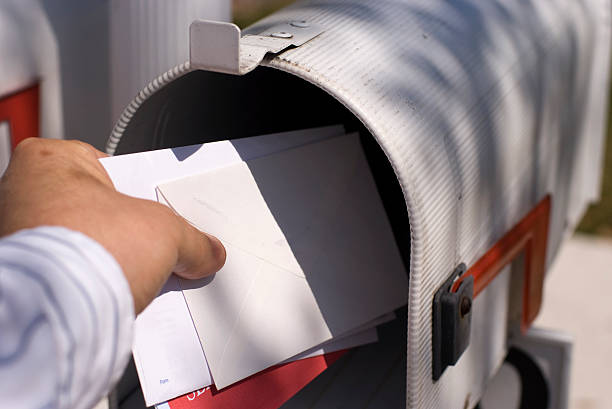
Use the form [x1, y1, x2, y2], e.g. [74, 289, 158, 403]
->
[101, 126, 408, 408]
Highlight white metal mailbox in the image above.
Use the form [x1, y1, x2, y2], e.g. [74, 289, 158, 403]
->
[107, 0, 611, 407]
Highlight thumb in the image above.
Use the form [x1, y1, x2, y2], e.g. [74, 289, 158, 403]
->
[173, 219, 226, 279]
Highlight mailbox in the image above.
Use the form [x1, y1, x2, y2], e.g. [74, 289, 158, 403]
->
[107, 0, 611, 407]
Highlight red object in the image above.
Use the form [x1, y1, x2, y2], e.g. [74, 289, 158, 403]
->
[166, 350, 347, 409]
[0, 84, 40, 149]
[453, 195, 551, 332]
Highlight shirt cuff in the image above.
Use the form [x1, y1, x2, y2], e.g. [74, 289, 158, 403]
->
[0, 226, 134, 409]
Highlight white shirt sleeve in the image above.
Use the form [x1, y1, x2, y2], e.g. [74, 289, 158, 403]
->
[0, 226, 135, 409]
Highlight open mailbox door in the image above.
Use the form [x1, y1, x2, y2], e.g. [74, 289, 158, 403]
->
[108, 0, 611, 407]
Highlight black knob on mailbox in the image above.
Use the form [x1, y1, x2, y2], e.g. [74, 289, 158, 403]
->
[432, 263, 474, 381]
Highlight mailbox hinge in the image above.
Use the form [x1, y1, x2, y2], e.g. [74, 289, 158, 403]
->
[189, 20, 324, 76]
[432, 263, 474, 381]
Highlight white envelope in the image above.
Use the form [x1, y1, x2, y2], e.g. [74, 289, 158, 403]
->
[282, 312, 395, 363]
[100, 125, 345, 406]
[157, 133, 408, 388]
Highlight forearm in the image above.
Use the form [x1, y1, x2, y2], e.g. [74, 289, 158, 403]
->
[0, 227, 134, 409]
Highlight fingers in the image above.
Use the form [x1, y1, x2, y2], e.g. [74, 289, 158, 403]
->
[69, 139, 109, 159]
[61, 140, 114, 186]
[14, 137, 107, 159]
[12, 138, 114, 187]
[11, 138, 226, 309]
[174, 220, 227, 279]
[116, 199, 226, 313]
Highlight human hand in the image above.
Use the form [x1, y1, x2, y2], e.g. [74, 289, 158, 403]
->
[0, 138, 226, 313]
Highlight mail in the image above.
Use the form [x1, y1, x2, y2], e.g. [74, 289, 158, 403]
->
[157, 133, 408, 388]
[102, 126, 406, 405]
[101, 126, 348, 405]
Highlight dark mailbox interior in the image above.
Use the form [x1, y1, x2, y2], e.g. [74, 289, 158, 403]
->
[113, 67, 410, 408]
[114, 67, 411, 271]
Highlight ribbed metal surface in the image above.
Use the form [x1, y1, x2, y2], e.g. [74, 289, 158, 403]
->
[243, 1, 611, 406]
[107, 0, 611, 407]
[107, 61, 192, 155]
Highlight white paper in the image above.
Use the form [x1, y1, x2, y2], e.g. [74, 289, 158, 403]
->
[157, 133, 408, 388]
[283, 312, 395, 363]
[154, 321, 385, 409]
[287, 327, 378, 362]
[100, 126, 345, 406]
[131, 279, 211, 405]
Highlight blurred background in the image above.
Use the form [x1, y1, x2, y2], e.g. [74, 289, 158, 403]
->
[535, 91, 612, 408]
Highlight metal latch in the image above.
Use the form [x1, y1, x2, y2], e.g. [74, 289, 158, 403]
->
[432, 263, 474, 381]
[189, 20, 324, 75]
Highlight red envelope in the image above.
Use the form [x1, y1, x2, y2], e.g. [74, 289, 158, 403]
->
[165, 350, 347, 409]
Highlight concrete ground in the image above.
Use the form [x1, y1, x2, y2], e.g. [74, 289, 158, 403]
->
[534, 234, 612, 409]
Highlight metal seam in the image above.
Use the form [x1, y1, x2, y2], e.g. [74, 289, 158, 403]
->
[106, 61, 193, 155]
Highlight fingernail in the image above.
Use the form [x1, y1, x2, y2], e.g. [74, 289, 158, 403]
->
[205, 232, 226, 270]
